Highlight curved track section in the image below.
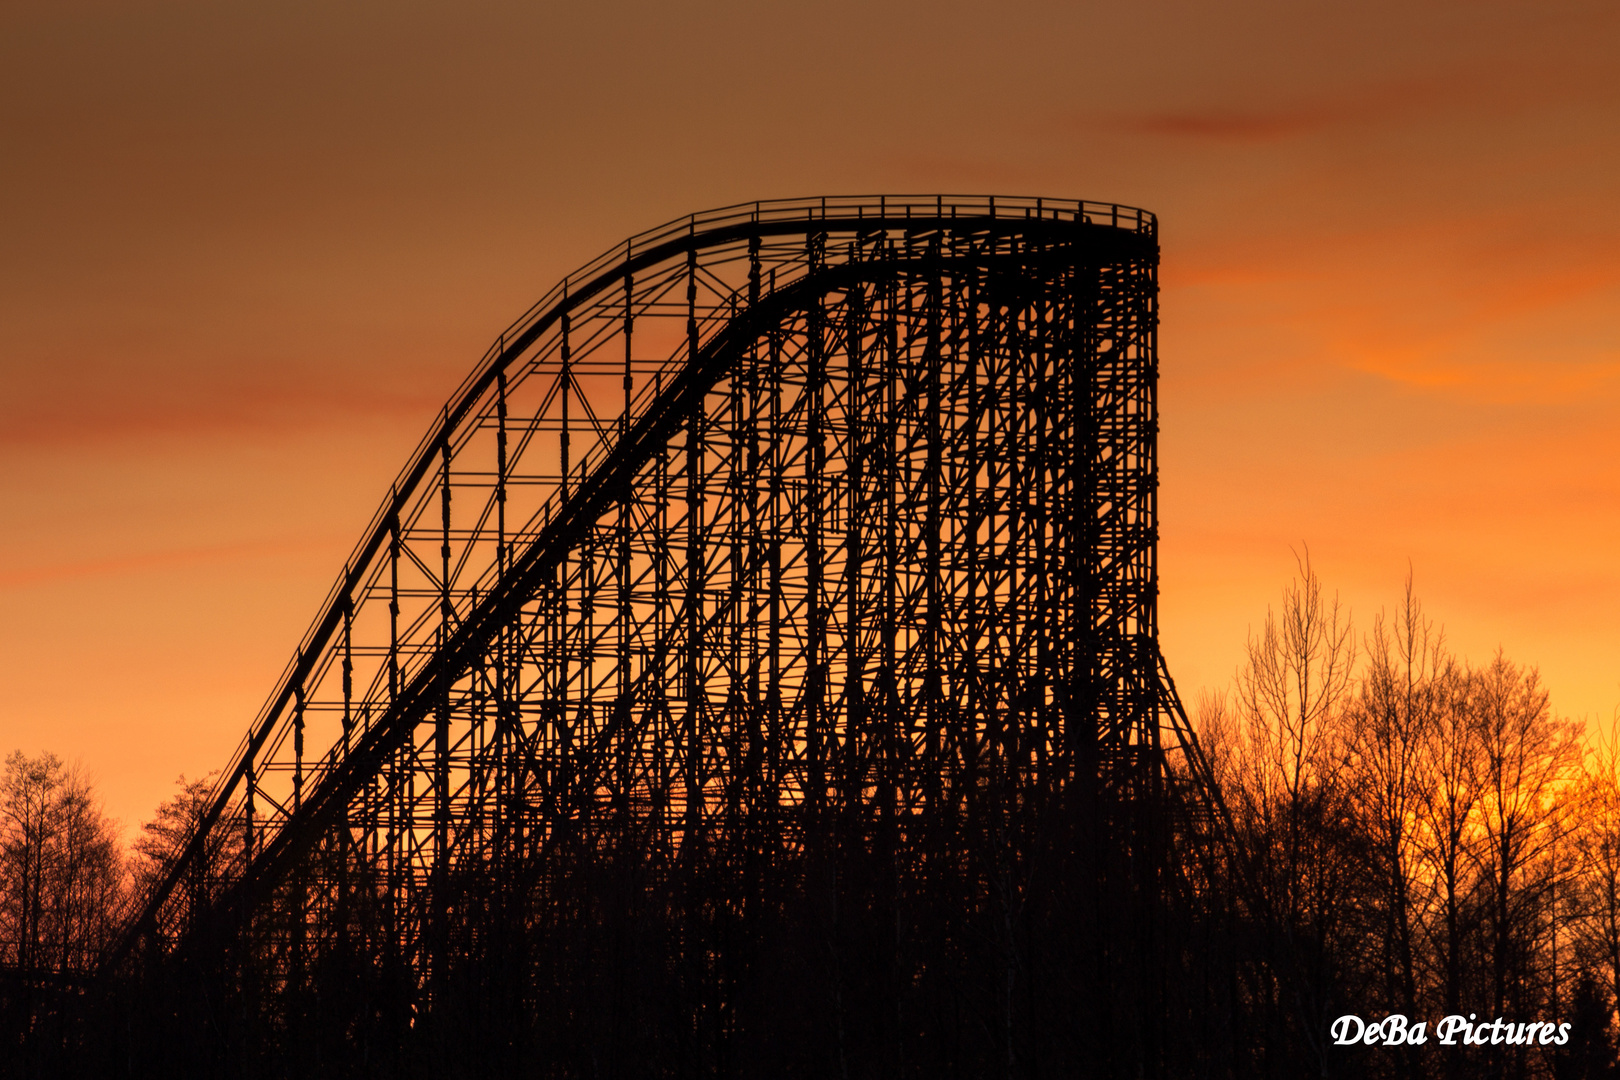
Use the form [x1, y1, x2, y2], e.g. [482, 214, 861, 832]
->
[111, 196, 1216, 1073]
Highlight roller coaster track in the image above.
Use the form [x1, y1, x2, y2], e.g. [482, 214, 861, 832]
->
[104, 195, 1225, 1073]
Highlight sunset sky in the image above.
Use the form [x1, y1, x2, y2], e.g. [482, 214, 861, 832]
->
[4, 0, 1618, 836]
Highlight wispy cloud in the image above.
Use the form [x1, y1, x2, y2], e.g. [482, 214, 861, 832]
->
[0, 535, 343, 590]
[1097, 78, 1444, 144]
[1125, 108, 1341, 143]
[0, 374, 446, 450]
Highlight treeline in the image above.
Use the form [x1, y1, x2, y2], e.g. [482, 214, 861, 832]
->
[1198, 565, 1619, 1078]
[0, 756, 210, 1067]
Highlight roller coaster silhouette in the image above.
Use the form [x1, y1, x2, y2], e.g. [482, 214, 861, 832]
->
[102, 196, 1225, 1078]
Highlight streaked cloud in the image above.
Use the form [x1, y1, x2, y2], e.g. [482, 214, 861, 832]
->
[0, 535, 345, 591]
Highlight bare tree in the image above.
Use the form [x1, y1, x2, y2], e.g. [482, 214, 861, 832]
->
[1412, 658, 1485, 1049]
[1466, 653, 1582, 1075]
[129, 774, 242, 943]
[1569, 716, 1620, 1033]
[0, 751, 124, 980]
[1234, 551, 1356, 805]
[1218, 553, 1362, 1074]
[1230, 551, 1358, 917]
[1348, 575, 1453, 1076]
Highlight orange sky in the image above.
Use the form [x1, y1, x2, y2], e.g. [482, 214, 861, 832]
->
[4, 0, 1618, 837]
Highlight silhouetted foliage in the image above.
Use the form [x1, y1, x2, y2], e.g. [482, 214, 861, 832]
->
[128, 774, 243, 943]
[0, 752, 123, 1070]
[1197, 565, 1614, 1080]
[1557, 972, 1617, 1080]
